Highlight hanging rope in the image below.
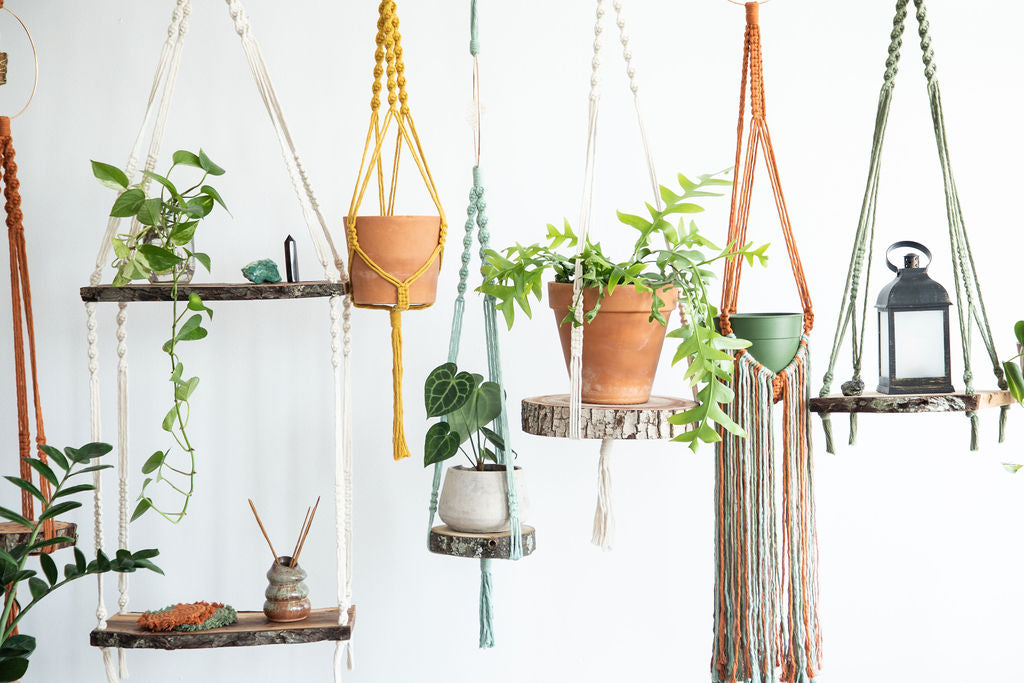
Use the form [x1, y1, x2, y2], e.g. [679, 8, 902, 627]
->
[346, 0, 447, 461]
[2, 116, 56, 544]
[713, 6, 821, 682]
[86, 1, 353, 680]
[817, 0, 1007, 453]
[427, 1, 522, 649]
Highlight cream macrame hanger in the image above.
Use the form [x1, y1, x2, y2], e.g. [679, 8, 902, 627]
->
[84, 2, 354, 681]
[0, 5, 38, 120]
[567, 0, 667, 551]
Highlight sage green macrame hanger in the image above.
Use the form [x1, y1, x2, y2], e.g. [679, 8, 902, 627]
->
[818, 0, 1007, 453]
[426, 0, 523, 649]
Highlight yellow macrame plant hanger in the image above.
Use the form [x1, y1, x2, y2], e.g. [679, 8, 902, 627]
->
[346, 0, 447, 461]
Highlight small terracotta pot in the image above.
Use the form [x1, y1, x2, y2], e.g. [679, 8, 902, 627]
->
[346, 215, 442, 306]
[263, 556, 311, 623]
[548, 282, 677, 405]
[438, 465, 529, 533]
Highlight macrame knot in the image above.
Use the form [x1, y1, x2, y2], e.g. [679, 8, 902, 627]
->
[396, 284, 410, 310]
[745, 1, 759, 25]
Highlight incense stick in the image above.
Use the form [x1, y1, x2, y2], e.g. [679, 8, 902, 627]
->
[289, 506, 311, 562]
[290, 496, 320, 567]
[248, 499, 281, 566]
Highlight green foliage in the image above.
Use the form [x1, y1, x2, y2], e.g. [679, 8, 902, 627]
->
[478, 170, 770, 450]
[1001, 322, 1024, 474]
[0, 443, 162, 681]
[92, 150, 228, 523]
[423, 362, 507, 469]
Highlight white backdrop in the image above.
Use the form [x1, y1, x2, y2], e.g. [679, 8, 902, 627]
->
[0, 1, 1022, 681]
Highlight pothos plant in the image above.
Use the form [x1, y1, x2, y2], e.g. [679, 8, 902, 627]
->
[479, 170, 770, 451]
[1000, 321, 1024, 473]
[91, 150, 229, 523]
[423, 362, 508, 470]
[0, 442, 162, 682]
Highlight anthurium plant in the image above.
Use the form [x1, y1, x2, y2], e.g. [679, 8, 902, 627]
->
[92, 150, 229, 523]
[478, 170, 770, 450]
[0, 442, 162, 682]
[423, 362, 508, 470]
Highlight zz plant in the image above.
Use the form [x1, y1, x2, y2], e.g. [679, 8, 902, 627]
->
[423, 362, 507, 470]
[0, 442, 162, 682]
[92, 150, 229, 523]
[479, 170, 769, 450]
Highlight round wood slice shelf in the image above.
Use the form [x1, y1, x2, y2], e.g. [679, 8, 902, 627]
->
[0, 520, 76, 553]
[521, 394, 696, 440]
[90, 606, 354, 650]
[808, 390, 1013, 414]
[429, 525, 536, 559]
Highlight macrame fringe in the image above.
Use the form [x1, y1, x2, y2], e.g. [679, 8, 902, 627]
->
[389, 308, 410, 460]
[478, 558, 494, 648]
[101, 647, 118, 683]
[118, 649, 127, 678]
[999, 404, 1008, 443]
[591, 438, 615, 551]
[713, 340, 822, 683]
[968, 410, 979, 452]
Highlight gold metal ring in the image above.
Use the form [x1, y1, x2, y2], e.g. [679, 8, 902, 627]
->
[1, 7, 39, 119]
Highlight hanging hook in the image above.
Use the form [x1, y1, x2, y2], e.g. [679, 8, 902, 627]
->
[0, 7, 38, 119]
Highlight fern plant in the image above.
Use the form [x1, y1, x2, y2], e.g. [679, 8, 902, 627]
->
[479, 170, 769, 450]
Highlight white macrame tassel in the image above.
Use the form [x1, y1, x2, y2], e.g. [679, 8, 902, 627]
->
[591, 438, 615, 550]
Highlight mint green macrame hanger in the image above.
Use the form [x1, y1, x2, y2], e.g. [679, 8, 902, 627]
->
[426, 0, 523, 649]
[818, 0, 1007, 453]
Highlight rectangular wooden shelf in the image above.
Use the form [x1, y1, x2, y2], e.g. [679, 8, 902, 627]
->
[80, 281, 348, 303]
[90, 606, 354, 650]
[808, 390, 1013, 414]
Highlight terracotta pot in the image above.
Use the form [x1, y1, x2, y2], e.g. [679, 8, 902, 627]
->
[346, 215, 442, 306]
[548, 282, 677, 405]
[263, 557, 311, 623]
[438, 465, 529, 533]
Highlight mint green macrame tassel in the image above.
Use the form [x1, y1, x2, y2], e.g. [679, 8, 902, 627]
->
[478, 558, 495, 648]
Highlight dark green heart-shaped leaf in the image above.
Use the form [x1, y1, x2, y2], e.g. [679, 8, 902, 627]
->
[448, 380, 502, 444]
[423, 422, 460, 467]
[138, 244, 182, 272]
[0, 656, 29, 681]
[109, 188, 145, 218]
[91, 161, 129, 190]
[424, 363, 476, 417]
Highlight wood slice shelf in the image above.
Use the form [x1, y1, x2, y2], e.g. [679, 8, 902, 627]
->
[80, 281, 349, 303]
[429, 525, 536, 560]
[808, 390, 1013, 414]
[90, 606, 355, 650]
[0, 520, 76, 553]
[521, 394, 696, 440]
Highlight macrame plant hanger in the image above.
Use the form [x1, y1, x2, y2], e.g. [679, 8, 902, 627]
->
[345, 0, 447, 462]
[521, 0, 691, 552]
[425, 0, 530, 649]
[82, 2, 355, 682]
[812, 0, 1009, 453]
[713, 4, 821, 682]
[0, 2, 69, 638]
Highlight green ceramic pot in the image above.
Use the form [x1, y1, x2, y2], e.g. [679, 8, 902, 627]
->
[717, 312, 803, 374]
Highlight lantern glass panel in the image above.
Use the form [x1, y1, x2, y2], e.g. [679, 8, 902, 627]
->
[878, 312, 890, 379]
[893, 309, 945, 378]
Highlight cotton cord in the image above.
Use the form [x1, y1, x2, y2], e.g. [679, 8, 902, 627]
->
[86, 3, 354, 680]
[816, 0, 1006, 452]
[591, 438, 615, 550]
[115, 302, 130, 678]
[346, 0, 447, 461]
[429, 3, 522, 650]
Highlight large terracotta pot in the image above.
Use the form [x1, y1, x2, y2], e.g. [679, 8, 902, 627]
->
[548, 282, 677, 404]
[438, 465, 529, 533]
[346, 215, 442, 306]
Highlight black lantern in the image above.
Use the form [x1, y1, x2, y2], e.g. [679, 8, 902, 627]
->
[876, 241, 953, 394]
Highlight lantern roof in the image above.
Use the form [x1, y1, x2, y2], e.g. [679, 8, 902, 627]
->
[875, 266, 951, 311]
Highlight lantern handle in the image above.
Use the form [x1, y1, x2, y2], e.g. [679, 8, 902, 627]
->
[885, 240, 931, 273]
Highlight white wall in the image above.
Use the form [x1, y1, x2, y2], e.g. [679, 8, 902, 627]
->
[2, 1, 1022, 681]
